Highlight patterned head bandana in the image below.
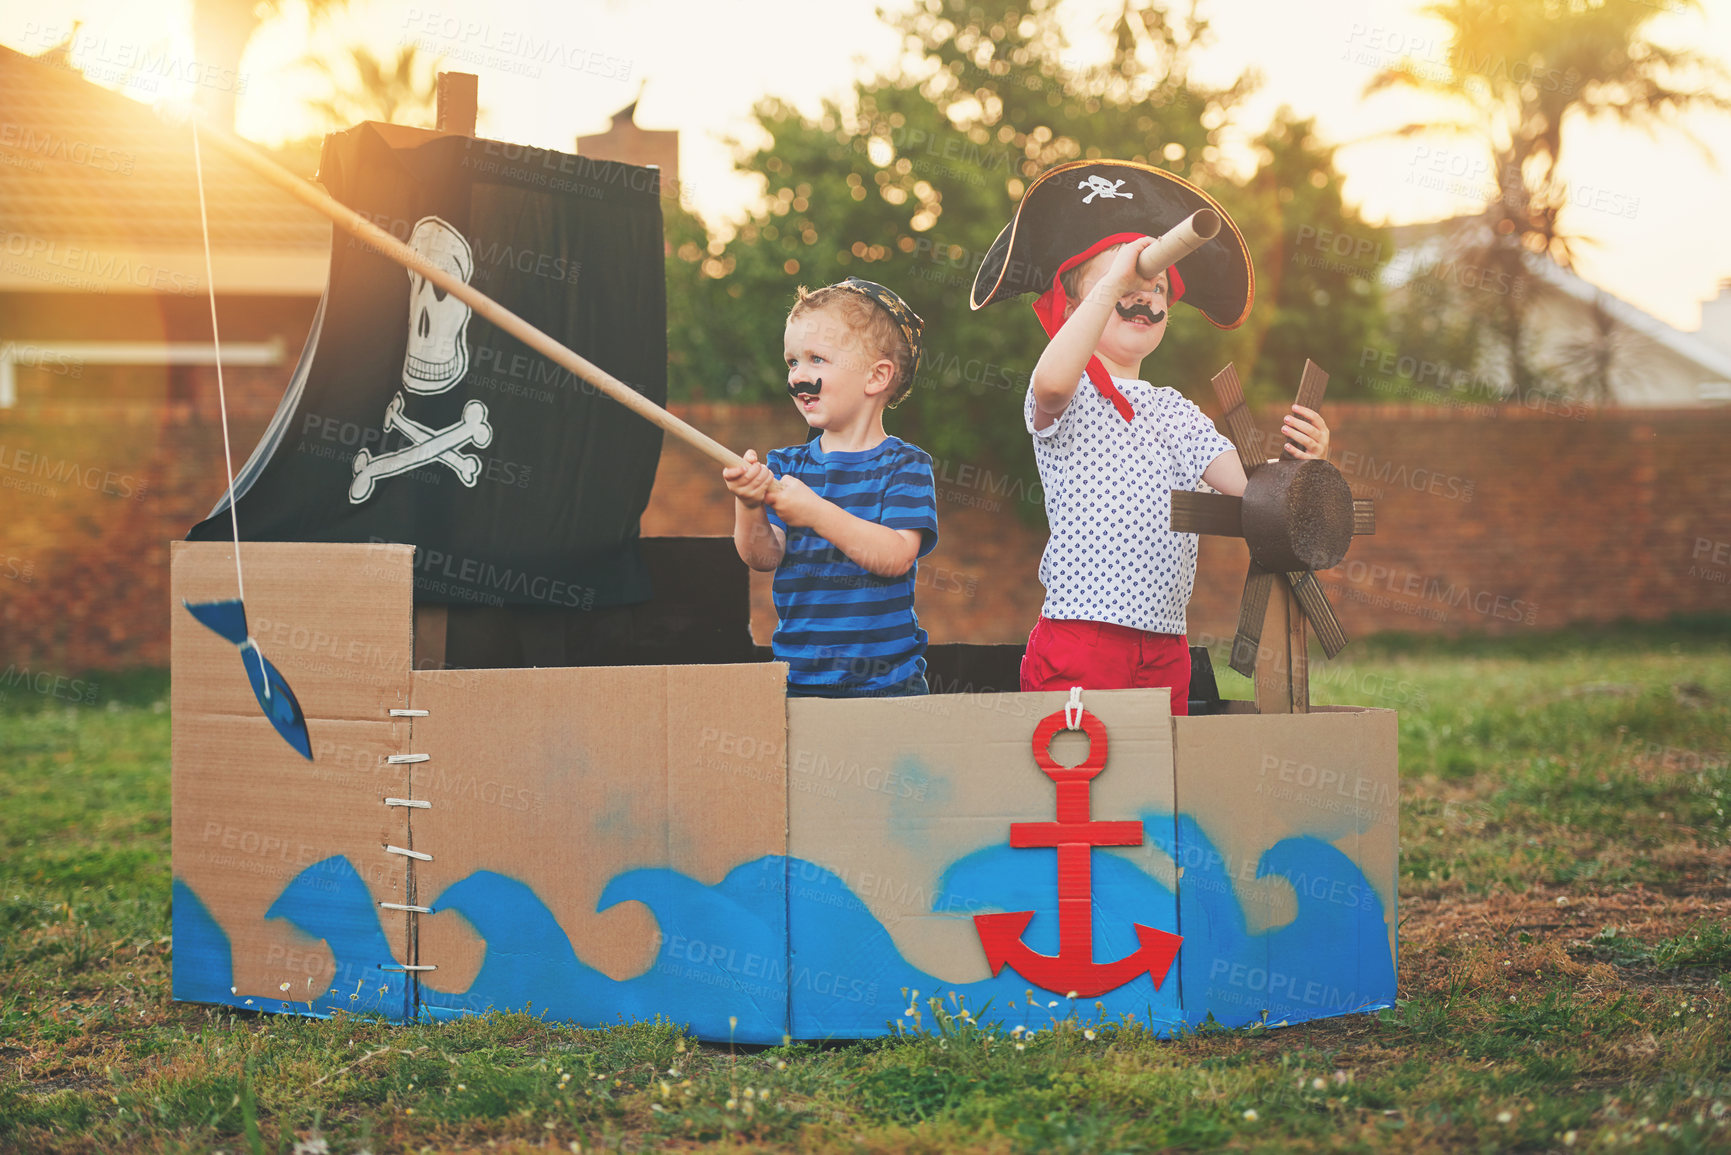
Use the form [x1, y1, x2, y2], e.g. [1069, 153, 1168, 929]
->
[838, 276, 924, 385]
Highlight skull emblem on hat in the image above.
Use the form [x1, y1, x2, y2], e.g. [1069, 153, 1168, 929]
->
[402, 216, 475, 395]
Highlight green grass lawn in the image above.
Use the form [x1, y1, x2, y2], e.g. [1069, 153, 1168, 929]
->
[3, 620, 1729, 1153]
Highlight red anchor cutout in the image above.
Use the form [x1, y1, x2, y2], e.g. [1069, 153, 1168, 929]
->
[973, 705, 1183, 997]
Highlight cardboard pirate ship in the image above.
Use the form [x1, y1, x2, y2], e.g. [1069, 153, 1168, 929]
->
[171, 112, 1398, 1041]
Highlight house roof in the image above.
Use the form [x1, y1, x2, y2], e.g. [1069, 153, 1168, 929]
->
[0, 43, 329, 295]
[1384, 215, 1731, 388]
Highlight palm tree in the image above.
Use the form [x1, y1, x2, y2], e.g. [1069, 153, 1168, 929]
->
[1366, 0, 1730, 398]
[192, 0, 349, 129]
[301, 44, 445, 131]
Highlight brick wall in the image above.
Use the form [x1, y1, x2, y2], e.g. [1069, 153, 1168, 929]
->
[5, 390, 1730, 673]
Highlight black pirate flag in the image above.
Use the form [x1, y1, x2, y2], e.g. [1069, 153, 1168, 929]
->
[189, 124, 666, 611]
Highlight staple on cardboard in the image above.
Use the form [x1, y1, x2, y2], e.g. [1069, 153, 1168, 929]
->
[390, 709, 429, 717]
[386, 753, 430, 764]
[384, 798, 431, 808]
[385, 845, 431, 861]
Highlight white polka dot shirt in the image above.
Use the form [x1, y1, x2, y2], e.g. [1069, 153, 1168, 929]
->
[1025, 374, 1236, 635]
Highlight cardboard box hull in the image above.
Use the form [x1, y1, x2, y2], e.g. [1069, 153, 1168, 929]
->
[172, 542, 1396, 1038]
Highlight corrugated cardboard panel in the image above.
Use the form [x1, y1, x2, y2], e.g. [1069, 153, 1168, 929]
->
[787, 689, 1178, 1038]
[171, 541, 417, 722]
[171, 542, 417, 1019]
[409, 663, 789, 1041]
[1171, 705, 1398, 1029]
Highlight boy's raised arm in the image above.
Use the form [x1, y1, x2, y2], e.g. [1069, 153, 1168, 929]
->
[1029, 237, 1156, 429]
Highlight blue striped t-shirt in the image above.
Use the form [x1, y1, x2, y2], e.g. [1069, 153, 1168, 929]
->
[766, 436, 938, 697]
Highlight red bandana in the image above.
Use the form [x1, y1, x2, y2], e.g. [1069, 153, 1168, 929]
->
[1031, 232, 1187, 422]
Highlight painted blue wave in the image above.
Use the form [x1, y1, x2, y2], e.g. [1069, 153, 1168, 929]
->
[171, 814, 1393, 1039]
[171, 857, 413, 1018]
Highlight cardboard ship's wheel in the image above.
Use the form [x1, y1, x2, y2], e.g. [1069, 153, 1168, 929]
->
[1169, 360, 1375, 711]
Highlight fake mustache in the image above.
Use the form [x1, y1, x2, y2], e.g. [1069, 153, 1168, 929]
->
[788, 378, 823, 397]
[1116, 302, 1166, 325]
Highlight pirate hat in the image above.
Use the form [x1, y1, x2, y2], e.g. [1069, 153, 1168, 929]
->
[970, 159, 1254, 328]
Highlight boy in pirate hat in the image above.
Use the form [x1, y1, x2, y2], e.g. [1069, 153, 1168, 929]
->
[724, 278, 939, 697]
[972, 161, 1329, 710]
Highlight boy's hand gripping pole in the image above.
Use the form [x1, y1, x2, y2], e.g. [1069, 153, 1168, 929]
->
[1134, 208, 1220, 280]
[184, 112, 752, 473]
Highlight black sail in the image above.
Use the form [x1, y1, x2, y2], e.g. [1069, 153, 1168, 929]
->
[190, 124, 666, 613]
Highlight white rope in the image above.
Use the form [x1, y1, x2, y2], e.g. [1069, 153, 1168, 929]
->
[190, 119, 245, 606]
[1064, 686, 1084, 730]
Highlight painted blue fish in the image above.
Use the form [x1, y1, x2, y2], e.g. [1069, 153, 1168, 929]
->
[182, 598, 312, 760]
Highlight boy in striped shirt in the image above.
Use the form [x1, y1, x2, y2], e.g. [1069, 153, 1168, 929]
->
[723, 279, 938, 697]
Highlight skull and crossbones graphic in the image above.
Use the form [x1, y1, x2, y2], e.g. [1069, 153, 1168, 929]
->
[1078, 175, 1133, 204]
[349, 215, 494, 505]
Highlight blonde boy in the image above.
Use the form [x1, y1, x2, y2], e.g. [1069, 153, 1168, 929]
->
[723, 279, 938, 697]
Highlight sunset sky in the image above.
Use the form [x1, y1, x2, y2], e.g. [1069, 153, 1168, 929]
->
[3, 0, 1728, 331]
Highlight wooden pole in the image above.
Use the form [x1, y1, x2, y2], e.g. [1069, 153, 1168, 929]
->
[187, 113, 750, 473]
[435, 72, 478, 136]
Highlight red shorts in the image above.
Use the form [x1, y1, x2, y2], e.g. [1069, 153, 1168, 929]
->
[1019, 616, 1191, 715]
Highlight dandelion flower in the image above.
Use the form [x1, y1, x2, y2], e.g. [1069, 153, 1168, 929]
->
[1066, 990, 1078, 999]
[1084, 1030, 1096, 1041]
[1497, 1110, 1513, 1123]
[725, 1098, 738, 1111]
[776, 1061, 787, 1071]
[1242, 1109, 1258, 1122]
[1015, 1042, 1025, 1052]
[457, 1084, 466, 1091]
[1312, 1078, 1326, 1090]
[279, 982, 291, 992]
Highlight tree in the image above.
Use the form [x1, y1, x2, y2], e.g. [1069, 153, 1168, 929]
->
[300, 44, 445, 131]
[668, 0, 1385, 480]
[193, 0, 350, 129]
[1365, 0, 1731, 399]
[1240, 111, 1386, 400]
